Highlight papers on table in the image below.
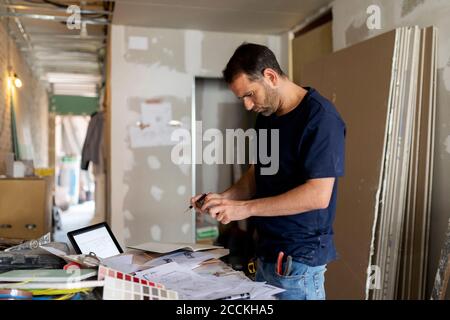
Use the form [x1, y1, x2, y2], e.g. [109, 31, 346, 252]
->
[127, 241, 223, 254]
[98, 249, 225, 274]
[142, 250, 216, 270]
[189, 263, 284, 300]
[39, 245, 67, 257]
[40, 240, 284, 299]
[135, 262, 232, 299]
[247, 282, 286, 300]
[40, 245, 99, 267]
[100, 254, 144, 274]
[135, 261, 284, 300]
[198, 279, 285, 300]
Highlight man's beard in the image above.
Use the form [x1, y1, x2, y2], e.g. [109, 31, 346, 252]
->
[260, 84, 279, 116]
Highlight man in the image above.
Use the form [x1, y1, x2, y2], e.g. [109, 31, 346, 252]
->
[191, 43, 346, 300]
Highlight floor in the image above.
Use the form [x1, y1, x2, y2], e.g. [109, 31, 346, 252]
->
[53, 200, 96, 244]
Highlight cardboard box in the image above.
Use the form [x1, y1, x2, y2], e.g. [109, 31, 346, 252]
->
[0, 152, 14, 177]
[0, 178, 52, 239]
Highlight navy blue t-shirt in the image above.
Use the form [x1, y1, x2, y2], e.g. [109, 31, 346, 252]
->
[253, 87, 346, 266]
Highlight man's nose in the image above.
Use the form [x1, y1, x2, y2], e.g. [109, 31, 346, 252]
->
[243, 97, 254, 111]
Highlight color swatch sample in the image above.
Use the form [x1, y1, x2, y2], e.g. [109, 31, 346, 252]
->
[98, 265, 164, 289]
[98, 265, 178, 300]
[102, 276, 178, 300]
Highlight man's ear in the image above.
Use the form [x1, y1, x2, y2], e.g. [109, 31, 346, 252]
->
[262, 68, 279, 87]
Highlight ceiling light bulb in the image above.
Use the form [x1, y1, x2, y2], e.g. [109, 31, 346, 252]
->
[13, 74, 22, 88]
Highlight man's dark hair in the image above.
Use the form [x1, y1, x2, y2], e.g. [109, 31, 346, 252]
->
[222, 43, 285, 84]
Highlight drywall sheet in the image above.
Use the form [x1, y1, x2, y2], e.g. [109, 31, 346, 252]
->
[372, 26, 437, 300]
[398, 27, 426, 300]
[425, 27, 438, 298]
[410, 26, 436, 299]
[368, 27, 433, 300]
[301, 30, 397, 299]
[371, 28, 406, 300]
[380, 27, 420, 300]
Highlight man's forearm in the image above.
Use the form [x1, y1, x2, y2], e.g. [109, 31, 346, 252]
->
[247, 178, 335, 217]
[221, 165, 256, 200]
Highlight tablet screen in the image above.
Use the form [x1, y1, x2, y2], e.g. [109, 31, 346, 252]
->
[68, 223, 122, 259]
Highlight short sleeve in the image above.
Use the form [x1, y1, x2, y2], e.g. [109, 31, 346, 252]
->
[300, 111, 346, 179]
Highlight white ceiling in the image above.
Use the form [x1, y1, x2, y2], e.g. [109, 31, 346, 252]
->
[3, 0, 332, 97]
[113, 0, 333, 34]
[1, 0, 112, 96]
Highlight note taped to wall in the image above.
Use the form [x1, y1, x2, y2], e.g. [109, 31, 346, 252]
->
[129, 102, 178, 148]
[128, 36, 148, 50]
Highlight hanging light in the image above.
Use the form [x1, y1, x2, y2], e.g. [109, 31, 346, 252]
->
[13, 74, 22, 88]
[7, 66, 23, 89]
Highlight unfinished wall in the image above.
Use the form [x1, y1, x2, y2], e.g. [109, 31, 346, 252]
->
[0, 21, 12, 155]
[110, 25, 289, 247]
[0, 19, 49, 168]
[332, 0, 450, 298]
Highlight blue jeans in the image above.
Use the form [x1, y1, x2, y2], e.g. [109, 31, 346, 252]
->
[255, 258, 327, 300]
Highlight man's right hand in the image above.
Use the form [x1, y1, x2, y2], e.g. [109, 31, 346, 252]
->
[190, 193, 223, 214]
[190, 193, 207, 214]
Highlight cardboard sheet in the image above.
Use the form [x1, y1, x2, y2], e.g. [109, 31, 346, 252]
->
[302, 26, 436, 299]
[301, 30, 397, 299]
